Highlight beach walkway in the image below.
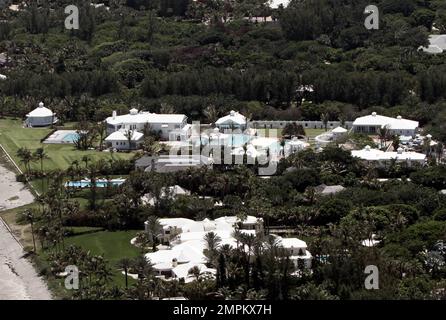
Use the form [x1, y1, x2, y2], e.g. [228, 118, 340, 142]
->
[0, 163, 52, 300]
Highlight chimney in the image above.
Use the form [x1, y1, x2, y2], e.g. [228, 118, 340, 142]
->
[371, 112, 377, 117]
[172, 258, 178, 268]
[397, 147, 403, 154]
[39, 102, 44, 108]
[112, 110, 117, 119]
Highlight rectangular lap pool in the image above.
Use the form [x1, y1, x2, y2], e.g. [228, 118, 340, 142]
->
[64, 179, 126, 188]
[44, 130, 80, 144]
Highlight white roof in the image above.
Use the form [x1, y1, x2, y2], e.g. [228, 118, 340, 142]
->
[215, 110, 247, 126]
[269, 0, 290, 9]
[106, 109, 187, 125]
[319, 185, 345, 195]
[144, 215, 310, 281]
[353, 113, 418, 131]
[172, 262, 216, 283]
[351, 146, 426, 162]
[421, 35, 446, 54]
[250, 137, 278, 148]
[332, 126, 348, 133]
[278, 238, 307, 249]
[214, 215, 260, 225]
[286, 138, 310, 148]
[26, 102, 54, 118]
[105, 130, 144, 141]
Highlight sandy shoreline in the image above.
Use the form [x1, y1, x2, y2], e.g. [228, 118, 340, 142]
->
[0, 164, 52, 300]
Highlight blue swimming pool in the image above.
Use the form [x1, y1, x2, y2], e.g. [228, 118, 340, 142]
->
[62, 132, 80, 143]
[65, 179, 126, 188]
[200, 134, 253, 147]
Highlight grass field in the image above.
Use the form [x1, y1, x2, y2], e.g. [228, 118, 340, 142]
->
[305, 128, 327, 139]
[65, 230, 142, 287]
[0, 118, 134, 172]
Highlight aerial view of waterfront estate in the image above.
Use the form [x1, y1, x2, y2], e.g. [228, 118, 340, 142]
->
[0, 0, 445, 308]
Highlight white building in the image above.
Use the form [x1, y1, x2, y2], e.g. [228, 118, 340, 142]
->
[144, 215, 311, 282]
[105, 108, 190, 141]
[351, 145, 426, 167]
[284, 137, 310, 157]
[104, 130, 144, 150]
[25, 102, 57, 127]
[331, 126, 348, 139]
[215, 110, 247, 131]
[270, 0, 291, 9]
[420, 35, 446, 54]
[352, 112, 419, 136]
[141, 185, 191, 206]
[276, 237, 312, 269]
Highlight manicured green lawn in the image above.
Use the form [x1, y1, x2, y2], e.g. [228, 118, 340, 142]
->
[65, 230, 142, 287]
[0, 118, 134, 172]
[305, 128, 327, 139]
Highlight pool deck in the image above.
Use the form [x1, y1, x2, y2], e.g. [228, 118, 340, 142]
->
[43, 130, 77, 144]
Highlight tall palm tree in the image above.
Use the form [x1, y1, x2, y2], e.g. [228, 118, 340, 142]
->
[321, 113, 329, 131]
[117, 258, 132, 289]
[124, 129, 134, 151]
[188, 266, 202, 282]
[33, 147, 48, 172]
[203, 231, 222, 267]
[22, 208, 37, 252]
[378, 125, 389, 149]
[435, 142, 444, 163]
[204, 105, 218, 125]
[145, 216, 162, 251]
[96, 121, 107, 151]
[81, 155, 91, 168]
[17, 147, 33, 173]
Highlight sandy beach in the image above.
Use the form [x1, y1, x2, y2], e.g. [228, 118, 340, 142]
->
[0, 164, 52, 300]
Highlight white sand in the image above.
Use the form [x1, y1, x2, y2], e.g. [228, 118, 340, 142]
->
[0, 164, 52, 300]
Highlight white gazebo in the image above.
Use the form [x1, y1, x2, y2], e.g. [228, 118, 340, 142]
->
[25, 102, 57, 127]
[331, 126, 348, 140]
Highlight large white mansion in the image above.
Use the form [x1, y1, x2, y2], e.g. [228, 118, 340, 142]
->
[104, 108, 191, 149]
[105, 108, 190, 140]
[144, 216, 312, 283]
[352, 112, 419, 137]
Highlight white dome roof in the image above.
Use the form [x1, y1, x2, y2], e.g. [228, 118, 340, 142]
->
[26, 102, 54, 118]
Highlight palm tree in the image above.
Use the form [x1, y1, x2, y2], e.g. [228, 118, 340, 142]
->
[188, 266, 202, 282]
[33, 147, 48, 172]
[22, 208, 37, 252]
[378, 125, 389, 149]
[391, 135, 400, 151]
[321, 113, 329, 131]
[160, 102, 175, 114]
[81, 155, 91, 168]
[132, 255, 154, 281]
[203, 231, 222, 267]
[96, 121, 107, 151]
[204, 104, 218, 125]
[117, 258, 132, 289]
[435, 142, 444, 163]
[124, 129, 134, 151]
[145, 216, 162, 251]
[16, 147, 33, 173]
